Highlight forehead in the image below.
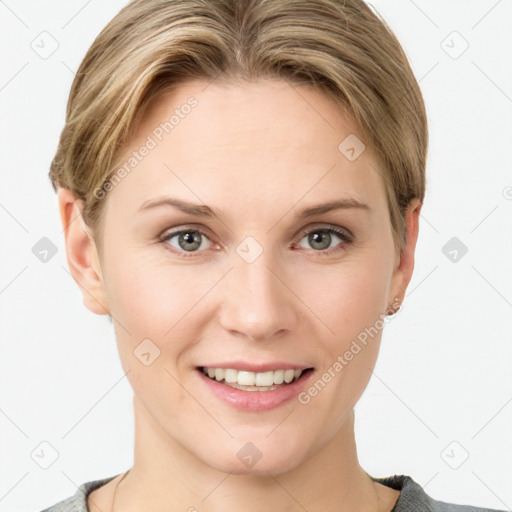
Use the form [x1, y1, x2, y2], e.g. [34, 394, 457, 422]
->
[105, 78, 388, 221]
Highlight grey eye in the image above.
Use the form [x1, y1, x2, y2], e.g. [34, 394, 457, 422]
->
[298, 228, 346, 251]
[166, 230, 212, 252]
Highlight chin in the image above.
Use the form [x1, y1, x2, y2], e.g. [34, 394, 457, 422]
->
[201, 440, 308, 476]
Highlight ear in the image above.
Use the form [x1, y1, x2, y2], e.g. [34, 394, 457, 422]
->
[387, 198, 422, 310]
[57, 187, 110, 316]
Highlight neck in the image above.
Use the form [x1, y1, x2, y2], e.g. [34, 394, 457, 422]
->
[116, 395, 383, 512]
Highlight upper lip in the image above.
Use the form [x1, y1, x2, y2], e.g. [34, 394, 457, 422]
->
[198, 361, 314, 373]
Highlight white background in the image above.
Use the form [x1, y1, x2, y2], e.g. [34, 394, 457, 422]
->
[0, 1, 511, 511]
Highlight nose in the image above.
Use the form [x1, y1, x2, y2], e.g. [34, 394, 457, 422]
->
[218, 251, 298, 342]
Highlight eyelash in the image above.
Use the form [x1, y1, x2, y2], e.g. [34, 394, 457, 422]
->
[158, 224, 353, 259]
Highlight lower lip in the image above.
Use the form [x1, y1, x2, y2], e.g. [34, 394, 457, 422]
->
[197, 368, 315, 412]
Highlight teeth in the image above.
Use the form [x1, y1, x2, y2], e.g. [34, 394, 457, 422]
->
[224, 368, 238, 383]
[201, 367, 306, 388]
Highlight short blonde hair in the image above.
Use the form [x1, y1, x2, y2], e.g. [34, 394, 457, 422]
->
[49, 0, 428, 253]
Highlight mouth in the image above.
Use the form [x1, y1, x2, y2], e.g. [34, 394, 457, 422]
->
[197, 366, 315, 392]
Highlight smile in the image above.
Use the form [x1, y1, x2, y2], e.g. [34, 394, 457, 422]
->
[200, 366, 310, 391]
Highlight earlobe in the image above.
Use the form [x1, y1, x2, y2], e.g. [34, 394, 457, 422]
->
[57, 187, 110, 316]
[387, 198, 422, 309]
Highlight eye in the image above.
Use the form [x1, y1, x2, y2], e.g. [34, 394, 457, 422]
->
[160, 228, 214, 256]
[295, 226, 352, 254]
[159, 224, 353, 258]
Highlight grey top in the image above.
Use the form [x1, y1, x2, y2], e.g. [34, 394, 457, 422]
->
[39, 473, 506, 512]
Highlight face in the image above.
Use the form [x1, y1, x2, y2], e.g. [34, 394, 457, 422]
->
[66, 78, 418, 476]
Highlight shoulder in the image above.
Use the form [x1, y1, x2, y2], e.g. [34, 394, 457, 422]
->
[39, 475, 118, 512]
[372, 474, 506, 512]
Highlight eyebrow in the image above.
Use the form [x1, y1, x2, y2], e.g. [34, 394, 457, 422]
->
[137, 196, 371, 220]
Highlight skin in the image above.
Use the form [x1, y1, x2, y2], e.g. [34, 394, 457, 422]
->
[58, 77, 421, 512]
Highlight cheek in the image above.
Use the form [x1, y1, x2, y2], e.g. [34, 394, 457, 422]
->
[103, 244, 205, 331]
[103, 247, 223, 375]
[302, 254, 391, 341]
[104, 255, 205, 408]
[298, 288, 386, 440]
[298, 251, 391, 401]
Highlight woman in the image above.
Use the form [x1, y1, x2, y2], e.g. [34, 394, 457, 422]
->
[40, 0, 505, 511]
